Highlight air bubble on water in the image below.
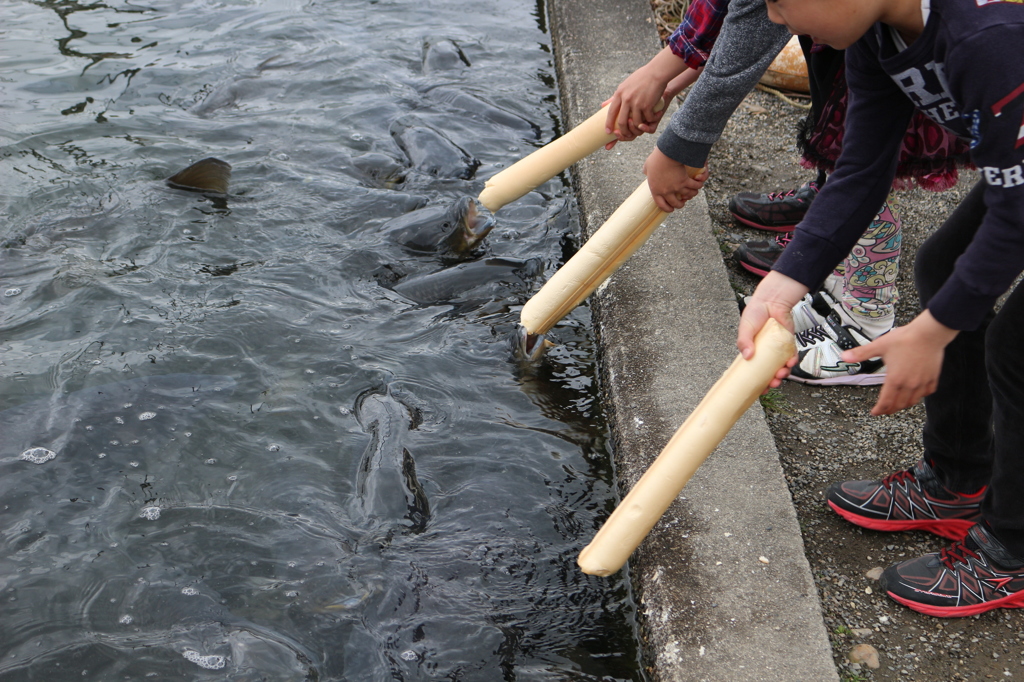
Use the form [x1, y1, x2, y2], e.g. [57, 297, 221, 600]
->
[315, 561, 325, 567]
[139, 506, 161, 520]
[305, 369, 314, 374]
[182, 650, 225, 670]
[97, 453, 107, 458]
[276, 152, 289, 160]
[350, 132, 364, 141]
[183, 228, 192, 235]
[400, 650, 418, 661]
[110, 440, 119, 445]
[129, 461, 139, 468]
[4, 288, 22, 297]
[74, 417, 82, 423]
[85, 425, 94, 431]
[342, 323, 352, 329]
[119, 615, 133, 625]
[287, 561, 297, 568]
[338, 407, 350, 416]
[181, 586, 198, 596]
[267, 444, 281, 452]
[123, 403, 133, 409]
[138, 412, 156, 421]
[204, 458, 217, 465]
[20, 448, 56, 464]
[227, 475, 237, 481]
[115, 416, 124, 425]
[184, 432, 192, 437]
[285, 590, 298, 598]
[91, 360, 101, 365]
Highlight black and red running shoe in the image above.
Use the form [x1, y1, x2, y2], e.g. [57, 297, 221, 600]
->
[734, 233, 792, 277]
[880, 523, 1024, 617]
[826, 460, 984, 541]
[728, 181, 820, 231]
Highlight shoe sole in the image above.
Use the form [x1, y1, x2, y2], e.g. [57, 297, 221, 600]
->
[786, 372, 887, 386]
[730, 212, 798, 232]
[886, 587, 1024, 618]
[738, 261, 770, 278]
[827, 500, 975, 541]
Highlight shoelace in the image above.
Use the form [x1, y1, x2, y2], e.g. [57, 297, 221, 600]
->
[795, 325, 829, 347]
[765, 182, 819, 202]
[939, 538, 982, 571]
[774, 232, 793, 247]
[880, 468, 917, 487]
[766, 188, 799, 201]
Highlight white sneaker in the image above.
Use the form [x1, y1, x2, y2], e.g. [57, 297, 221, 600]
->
[787, 300, 887, 386]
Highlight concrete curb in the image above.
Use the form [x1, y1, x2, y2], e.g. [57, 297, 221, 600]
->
[545, 1, 840, 679]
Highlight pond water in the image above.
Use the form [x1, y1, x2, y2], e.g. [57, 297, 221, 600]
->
[0, 0, 644, 679]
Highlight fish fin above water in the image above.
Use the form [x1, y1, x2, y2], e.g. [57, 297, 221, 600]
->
[166, 158, 232, 194]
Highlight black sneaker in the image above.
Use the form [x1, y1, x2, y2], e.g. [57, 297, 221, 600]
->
[729, 181, 820, 231]
[880, 523, 1024, 617]
[827, 460, 984, 541]
[734, 233, 791, 277]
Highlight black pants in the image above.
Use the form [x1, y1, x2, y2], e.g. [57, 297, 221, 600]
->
[916, 180, 1024, 556]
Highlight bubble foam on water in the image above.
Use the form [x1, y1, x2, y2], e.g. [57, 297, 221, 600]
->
[139, 506, 161, 520]
[138, 412, 156, 421]
[119, 615, 133, 625]
[267, 444, 281, 452]
[182, 650, 226, 670]
[115, 416, 124, 424]
[20, 448, 56, 464]
[400, 650, 418, 661]
[4, 288, 22, 297]
[181, 586, 198, 596]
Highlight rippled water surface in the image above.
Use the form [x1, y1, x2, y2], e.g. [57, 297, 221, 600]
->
[0, 0, 643, 679]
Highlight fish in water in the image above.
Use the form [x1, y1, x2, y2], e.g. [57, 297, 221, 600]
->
[166, 158, 232, 195]
[511, 324, 554, 363]
[390, 118, 479, 180]
[391, 257, 540, 305]
[352, 386, 430, 535]
[421, 39, 470, 74]
[425, 86, 540, 138]
[381, 196, 495, 257]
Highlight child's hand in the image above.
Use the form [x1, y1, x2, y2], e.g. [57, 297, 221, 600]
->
[603, 47, 690, 150]
[737, 272, 806, 389]
[642, 148, 708, 212]
[603, 70, 668, 148]
[841, 310, 959, 416]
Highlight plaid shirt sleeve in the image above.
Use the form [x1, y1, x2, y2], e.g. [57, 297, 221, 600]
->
[666, 0, 730, 70]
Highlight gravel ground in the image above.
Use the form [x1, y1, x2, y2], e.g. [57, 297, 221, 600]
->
[693, 82, 1024, 681]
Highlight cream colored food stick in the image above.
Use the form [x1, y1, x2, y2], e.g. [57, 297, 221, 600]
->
[478, 101, 665, 212]
[577, 318, 795, 576]
[520, 168, 702, 336]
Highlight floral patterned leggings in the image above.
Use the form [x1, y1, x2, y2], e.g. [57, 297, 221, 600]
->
[824, 193, 902, 322]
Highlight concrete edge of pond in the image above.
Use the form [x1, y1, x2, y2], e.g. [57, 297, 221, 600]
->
[544, 0, 840, 679]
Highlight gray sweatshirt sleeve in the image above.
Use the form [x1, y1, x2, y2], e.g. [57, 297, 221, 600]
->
[657, 0, 793, 167]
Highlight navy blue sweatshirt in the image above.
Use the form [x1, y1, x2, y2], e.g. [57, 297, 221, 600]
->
[773, 0, 1024, 331]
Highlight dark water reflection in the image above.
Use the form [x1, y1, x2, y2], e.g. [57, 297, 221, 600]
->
[0, 0, 642, 679]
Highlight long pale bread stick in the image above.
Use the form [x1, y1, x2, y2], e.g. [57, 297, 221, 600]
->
[577, 318, 795, 576]
[478, 101, 665, 212]
[520, 168, 702, 336]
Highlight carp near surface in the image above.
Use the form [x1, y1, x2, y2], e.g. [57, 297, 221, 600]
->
[0, 0, 641, 680]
